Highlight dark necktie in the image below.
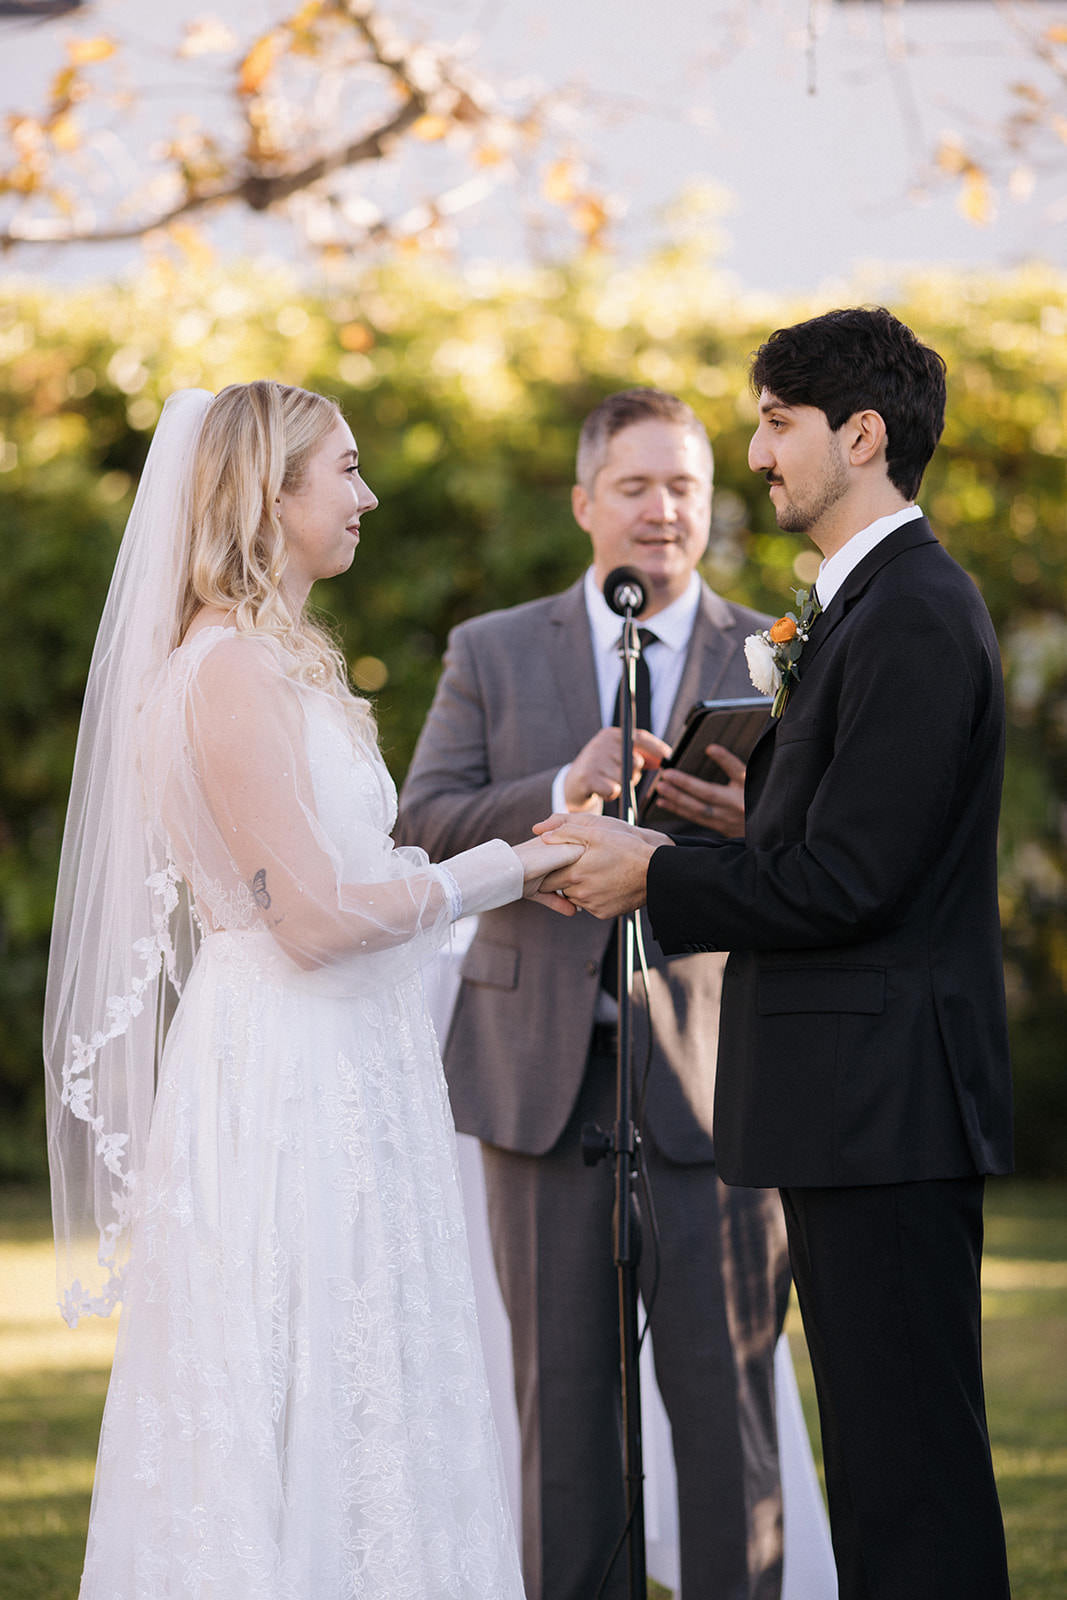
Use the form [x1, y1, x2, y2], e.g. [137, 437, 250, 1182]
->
[611, 627, 658, 735]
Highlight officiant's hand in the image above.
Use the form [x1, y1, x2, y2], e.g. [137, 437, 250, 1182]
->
[563, 727, 671, 812]
[648, 743, 747, 837]
[531, 813, 672, 919]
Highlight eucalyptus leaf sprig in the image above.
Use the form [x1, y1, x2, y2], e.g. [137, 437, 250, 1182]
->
[744, 584, 823, 719]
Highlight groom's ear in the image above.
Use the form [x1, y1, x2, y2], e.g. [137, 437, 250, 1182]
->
[843, 409, 888, 469]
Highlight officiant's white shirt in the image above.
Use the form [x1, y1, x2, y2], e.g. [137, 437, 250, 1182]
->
[550, 568, 702, 813]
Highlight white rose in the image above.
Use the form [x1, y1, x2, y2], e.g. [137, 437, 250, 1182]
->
[744, 632, 780, 697]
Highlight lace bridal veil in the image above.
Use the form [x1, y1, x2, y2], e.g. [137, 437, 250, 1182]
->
[44, 390, 214, 1325]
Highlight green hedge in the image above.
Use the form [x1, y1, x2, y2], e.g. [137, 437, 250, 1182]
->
[1, 249, 1064, 1174]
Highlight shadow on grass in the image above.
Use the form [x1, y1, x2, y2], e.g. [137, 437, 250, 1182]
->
[0, 1365, 103, 1600]
[0, 1531, 90, 1600]
[0, 1188, 54, 1243]
[0, 1368, 108, 1462]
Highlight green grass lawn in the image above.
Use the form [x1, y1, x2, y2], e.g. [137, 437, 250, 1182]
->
[2, 1181, 1064, 1599]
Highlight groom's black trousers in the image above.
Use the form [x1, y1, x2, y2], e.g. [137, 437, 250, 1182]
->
[781, 1177, 1010, 1600]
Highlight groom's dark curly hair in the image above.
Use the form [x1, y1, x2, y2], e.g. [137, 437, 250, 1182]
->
[749, 307, 947, 501]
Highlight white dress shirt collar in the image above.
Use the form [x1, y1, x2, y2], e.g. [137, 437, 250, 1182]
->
[583, 567, 701, 658]
[580, 568, 702, 739]
[815, 504, 924, 609]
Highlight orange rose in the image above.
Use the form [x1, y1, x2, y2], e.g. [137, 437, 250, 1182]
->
[768, 616, 797, 644]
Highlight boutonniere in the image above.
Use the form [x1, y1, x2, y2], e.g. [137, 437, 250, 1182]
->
[744, 585, 822, 719]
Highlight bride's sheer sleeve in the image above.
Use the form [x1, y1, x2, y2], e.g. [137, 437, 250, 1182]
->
[159, 634, 522, 990]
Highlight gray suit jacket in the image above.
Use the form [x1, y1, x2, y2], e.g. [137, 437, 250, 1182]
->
[397, 577, 770, 1162]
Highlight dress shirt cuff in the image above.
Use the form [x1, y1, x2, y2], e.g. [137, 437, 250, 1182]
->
[551, 765, 571, 814]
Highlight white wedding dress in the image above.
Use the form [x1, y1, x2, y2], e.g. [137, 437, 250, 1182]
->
[77, 628, 527, 1600]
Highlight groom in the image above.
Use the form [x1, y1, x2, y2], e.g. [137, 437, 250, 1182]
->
[537, 308, 1013, 1600]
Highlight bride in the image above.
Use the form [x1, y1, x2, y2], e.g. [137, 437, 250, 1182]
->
[43, 382, 580, 1598]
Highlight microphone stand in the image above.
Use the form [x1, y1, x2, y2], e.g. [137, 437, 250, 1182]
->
[582, 606, 647, 1600]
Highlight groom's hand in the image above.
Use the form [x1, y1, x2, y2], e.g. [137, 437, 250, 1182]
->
[532, 813, 672, 919]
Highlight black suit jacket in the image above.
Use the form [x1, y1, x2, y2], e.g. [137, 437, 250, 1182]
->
[647, 518, 1014, 1187]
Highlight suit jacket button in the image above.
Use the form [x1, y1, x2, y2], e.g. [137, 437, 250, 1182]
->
[585, 960, 598, 977]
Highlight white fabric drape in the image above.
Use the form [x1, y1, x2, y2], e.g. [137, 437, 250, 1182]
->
[44, 390, 215, 1324]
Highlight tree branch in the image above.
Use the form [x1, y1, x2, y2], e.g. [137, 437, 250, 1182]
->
[0, 0, 494, 250]
[2, 96, 433, 245]
[0, 0, 86, 17]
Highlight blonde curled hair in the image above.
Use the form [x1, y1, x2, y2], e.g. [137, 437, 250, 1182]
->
[179, 380, 373, 730]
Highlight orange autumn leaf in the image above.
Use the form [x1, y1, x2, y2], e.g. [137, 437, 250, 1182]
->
[571, 194, 609, 241]
[66, 37, 116, 68]
[411, 114, 451, 142]
[49, 66, 80, 107]
[286, 0, 325, 28]
[542, 158, 579, 204]
[4, 162, 40, 196]
[50, 114, 80, 153]
[238, 33, 280, 97]
[959, 167, 994, 225]
[935, 136, 968, 177]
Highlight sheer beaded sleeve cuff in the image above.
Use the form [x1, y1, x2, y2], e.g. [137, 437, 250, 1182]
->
[443, 838, 524, 919]
[436, 865, 464, 924]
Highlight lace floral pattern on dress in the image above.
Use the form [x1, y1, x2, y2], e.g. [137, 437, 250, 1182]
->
[79, 937, 523, 1599]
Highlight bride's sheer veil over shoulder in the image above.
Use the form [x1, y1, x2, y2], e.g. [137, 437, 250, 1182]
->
[44, 388, 214, 1326]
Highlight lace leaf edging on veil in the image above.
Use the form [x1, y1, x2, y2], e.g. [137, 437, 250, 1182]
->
[58, 860, 184, 1327]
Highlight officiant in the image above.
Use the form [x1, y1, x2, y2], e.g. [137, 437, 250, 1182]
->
[397, 388, 791, 1600]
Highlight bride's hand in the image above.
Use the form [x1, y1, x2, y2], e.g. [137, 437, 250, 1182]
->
[514, 836, 585, 914]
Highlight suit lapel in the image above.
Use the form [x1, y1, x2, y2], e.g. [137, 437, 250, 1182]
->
[664, 582, 745, 745]
[798, 516, 938, 676]
[547, 580, 603, 749]
[544, 578, 749, 755]
[746, 519, 938, 783]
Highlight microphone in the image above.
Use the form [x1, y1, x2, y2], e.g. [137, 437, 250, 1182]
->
[602, 566, 648, 618]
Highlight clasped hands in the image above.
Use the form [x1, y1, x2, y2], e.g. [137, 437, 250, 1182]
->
[516, 732, 747, 920]
[524, 813, 668, 919]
